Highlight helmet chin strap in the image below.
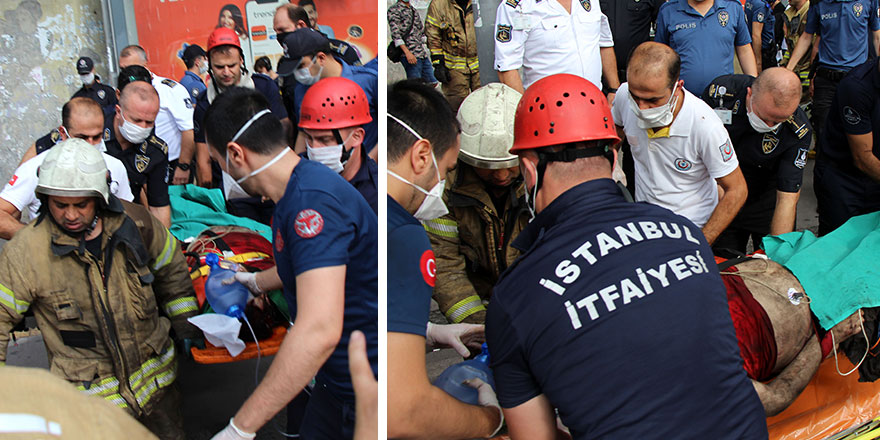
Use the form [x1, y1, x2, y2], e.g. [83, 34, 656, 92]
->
[334, 129, 354, 166]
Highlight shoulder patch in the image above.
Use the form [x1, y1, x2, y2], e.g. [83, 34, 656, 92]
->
[794, 148, 808, 169]
[184, 97, 193, 109]
[420, 249, 436, 287]
[505, 0, 520, 7]
[294, 209, 324, 238]
[761, 133, 779, 154]
[97, 89, 106, 100]
[496, 24, 512, 42]
[192, 88, 201, 97]
[161, 78, 178, 88]
[843, 106, 862, 125]
[103, 128, 111, 141]
[50, 128, 61, 143]
[8, 175, 18, 186]
[756, 11, 765, 22]
[720, 139, 734, 162]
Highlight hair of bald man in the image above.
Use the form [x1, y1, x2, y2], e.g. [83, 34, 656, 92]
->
[120, 45, 148, 64]
[279, 3, 310, 25]
[61, 97, 103, 128]
[751, 67, 802, 109]
[627, 42, 681, 90]
[119, 81, 159, 112]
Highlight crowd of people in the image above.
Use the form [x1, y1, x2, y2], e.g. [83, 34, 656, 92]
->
[0, 2, 378, 439]
[388, 0, 880, 437]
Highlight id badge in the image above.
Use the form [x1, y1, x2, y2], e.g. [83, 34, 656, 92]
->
[715, 108, 732, 125]
[513, 14, 531, 30]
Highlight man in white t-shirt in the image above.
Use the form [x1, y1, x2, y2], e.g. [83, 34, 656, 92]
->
[494, 0, 621, 99]
[119, 45, 196, 185]
[612, 42, 747, 244]
[0, 99, 133, 239]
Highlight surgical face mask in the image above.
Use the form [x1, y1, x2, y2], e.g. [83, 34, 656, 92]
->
[306, 132, 355, 174]
[80, 73, 95, 85]
[294, 58, 323, 85]
[118, 111, 152, 144]
[747, 97, 782, 133]
[521, 162, 538, 221]
[199, 60, 209, 75]
[386, 114, 449, 220]
[61, 126, 107, 152]
[630, 83, 679, 129]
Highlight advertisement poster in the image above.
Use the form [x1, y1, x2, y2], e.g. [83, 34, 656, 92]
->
[132, 0, 378, 81]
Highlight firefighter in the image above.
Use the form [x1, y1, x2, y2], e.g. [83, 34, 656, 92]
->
[425, 0, 480, 111]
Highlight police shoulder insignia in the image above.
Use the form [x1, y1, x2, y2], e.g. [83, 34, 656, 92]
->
[505, 0, 520, 7]
[192, 88, 200, 97]
[50, 128, 60, 143]
[97, 89, 106, 100]
[732, 99, 741, 114]
[184, 97, 193, 109]
[761, 133, 779, 154]
[787, 115, 809, 139]
[497, 24, 512, 42]
[756, 11, 765, 22]
[161, 78, 177, 88]
[580, 0, 591, 11]
[843, 106, 862, 125]
[294, 209, 324, 239]
[103, 128, 111, 141]
[794, 148, 808, 169]
[853, 2, 864, 17]
[151, 136, 168, 155]
[718, 10, 730, 27]
[135, 154, 150, 173]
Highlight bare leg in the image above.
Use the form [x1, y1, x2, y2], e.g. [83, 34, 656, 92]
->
[751, 337, 821, 416]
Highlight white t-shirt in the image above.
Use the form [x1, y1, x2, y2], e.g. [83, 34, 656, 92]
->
[494, 0, 613, 89]
[1, 150, 135, 223]
[611, 83, 740, 227]
[151, 75, 195, 162]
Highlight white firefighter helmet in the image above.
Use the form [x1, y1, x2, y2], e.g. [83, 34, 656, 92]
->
[457, 83, 521, 170]
[36, 138, 110, 205]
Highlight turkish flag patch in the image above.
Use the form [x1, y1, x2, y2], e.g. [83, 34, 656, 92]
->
[420, 249, 436, 287]
[7, 175, 17, 186]
[294, 209, 324, 238]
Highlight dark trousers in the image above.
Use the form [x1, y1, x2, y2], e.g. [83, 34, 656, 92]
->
[814, 160, 880, 236]
[811, 75, 841, 154]
[137, 383, 186, 440]
[297, 381, 355, 440]
[713, 227, 766, 256]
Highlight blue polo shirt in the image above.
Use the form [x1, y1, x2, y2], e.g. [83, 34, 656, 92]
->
[179, 70, 207, 101]
[805, 0, 880, 69]
[745, 0, 777, 48]
[272, 158, 378, 401]
[388, 195, 433, 337]
[655, 0, 752, 95]
[293, 60, 379, 152]
[486, 179, 767, 438]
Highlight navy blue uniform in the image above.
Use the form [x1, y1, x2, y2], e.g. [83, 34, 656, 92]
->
[702, 75, 811, 251]
[104, 132, 170, 207]
[272, 159, 377, 439]
[815, 58, 880, 235]
[179, 70, 206, 101]
[72, 80, 118, 129]
[388, 195, 433, 337]
[745, 0, 778, 67]
[655, 0, 752, 95]
[486, 179, 767, 439]
[296, 148, 377, 214]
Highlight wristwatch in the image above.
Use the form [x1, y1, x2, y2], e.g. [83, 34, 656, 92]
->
[177, 162, 191, 171]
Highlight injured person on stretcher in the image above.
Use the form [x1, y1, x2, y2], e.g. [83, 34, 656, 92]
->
[721, 257, 865, 417]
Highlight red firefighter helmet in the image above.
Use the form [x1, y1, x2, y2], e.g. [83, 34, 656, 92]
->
[298, 77, 372, 130]
[510, 74, 620, 153]
[207, 27, 241, 54]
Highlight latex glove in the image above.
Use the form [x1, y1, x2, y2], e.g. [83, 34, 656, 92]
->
[433, 63, 451, 84]
[464, 378, 504, 437]
[221, 272, 263, 295]
[211, 418, 256, 440]
[425, 322, 484, 357]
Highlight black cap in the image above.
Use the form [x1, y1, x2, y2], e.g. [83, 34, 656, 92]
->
[76, 56, 94, 74]
[277, 28, 331, 75]
[182, 44, 207, 64]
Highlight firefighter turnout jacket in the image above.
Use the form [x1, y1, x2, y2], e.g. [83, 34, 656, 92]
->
[0, 197, 199, 417]
[424, 164, 529, 324]
[425, 0, 480, 73]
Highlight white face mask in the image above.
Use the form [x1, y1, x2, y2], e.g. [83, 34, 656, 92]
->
[386, 114, 449, 220]
[747, 96, 782, 133]
[80, 73, 95, 85]
[225, 109, 291, 185]
[60, 126, 106, 152]
[294, 58, 323, 85]
[522, 162, 538, 221]
[199, 60, 209, 75]
[118, 111, 152, 144]
[630, 83, 679, 129]
[306, 131, 355, 174]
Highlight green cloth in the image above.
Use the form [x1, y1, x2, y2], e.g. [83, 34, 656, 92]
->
[763, 212, 880, 330]
[168, 184, 271, 242]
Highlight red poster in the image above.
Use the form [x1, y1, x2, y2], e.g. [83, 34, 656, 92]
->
[132, 0, 377, 81]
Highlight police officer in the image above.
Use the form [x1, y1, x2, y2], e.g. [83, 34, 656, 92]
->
[204, 87, 376, 440]
[600, 0, 663, 83]
[425, 0, 479, 111]
[655, 0, 757, 95]
[118, 45, 196, 186]
[299, 77, 377, 212]
[746, 0, 778, 72]
[785, 0, 880, 151]
[273, 4, 362, 67]
[814, 57, 880, 235]
[71, 56, 117, 129]
[179, 44, 208, 101]
[425, 83, 529, 325]
[387, 79, 502, 439]
[106, 80, 172, 228]
[702, 69, 811, 253]
[486, 73, 767, 438]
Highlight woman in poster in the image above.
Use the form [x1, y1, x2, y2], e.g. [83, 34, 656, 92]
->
[216, 4, 252, 68]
